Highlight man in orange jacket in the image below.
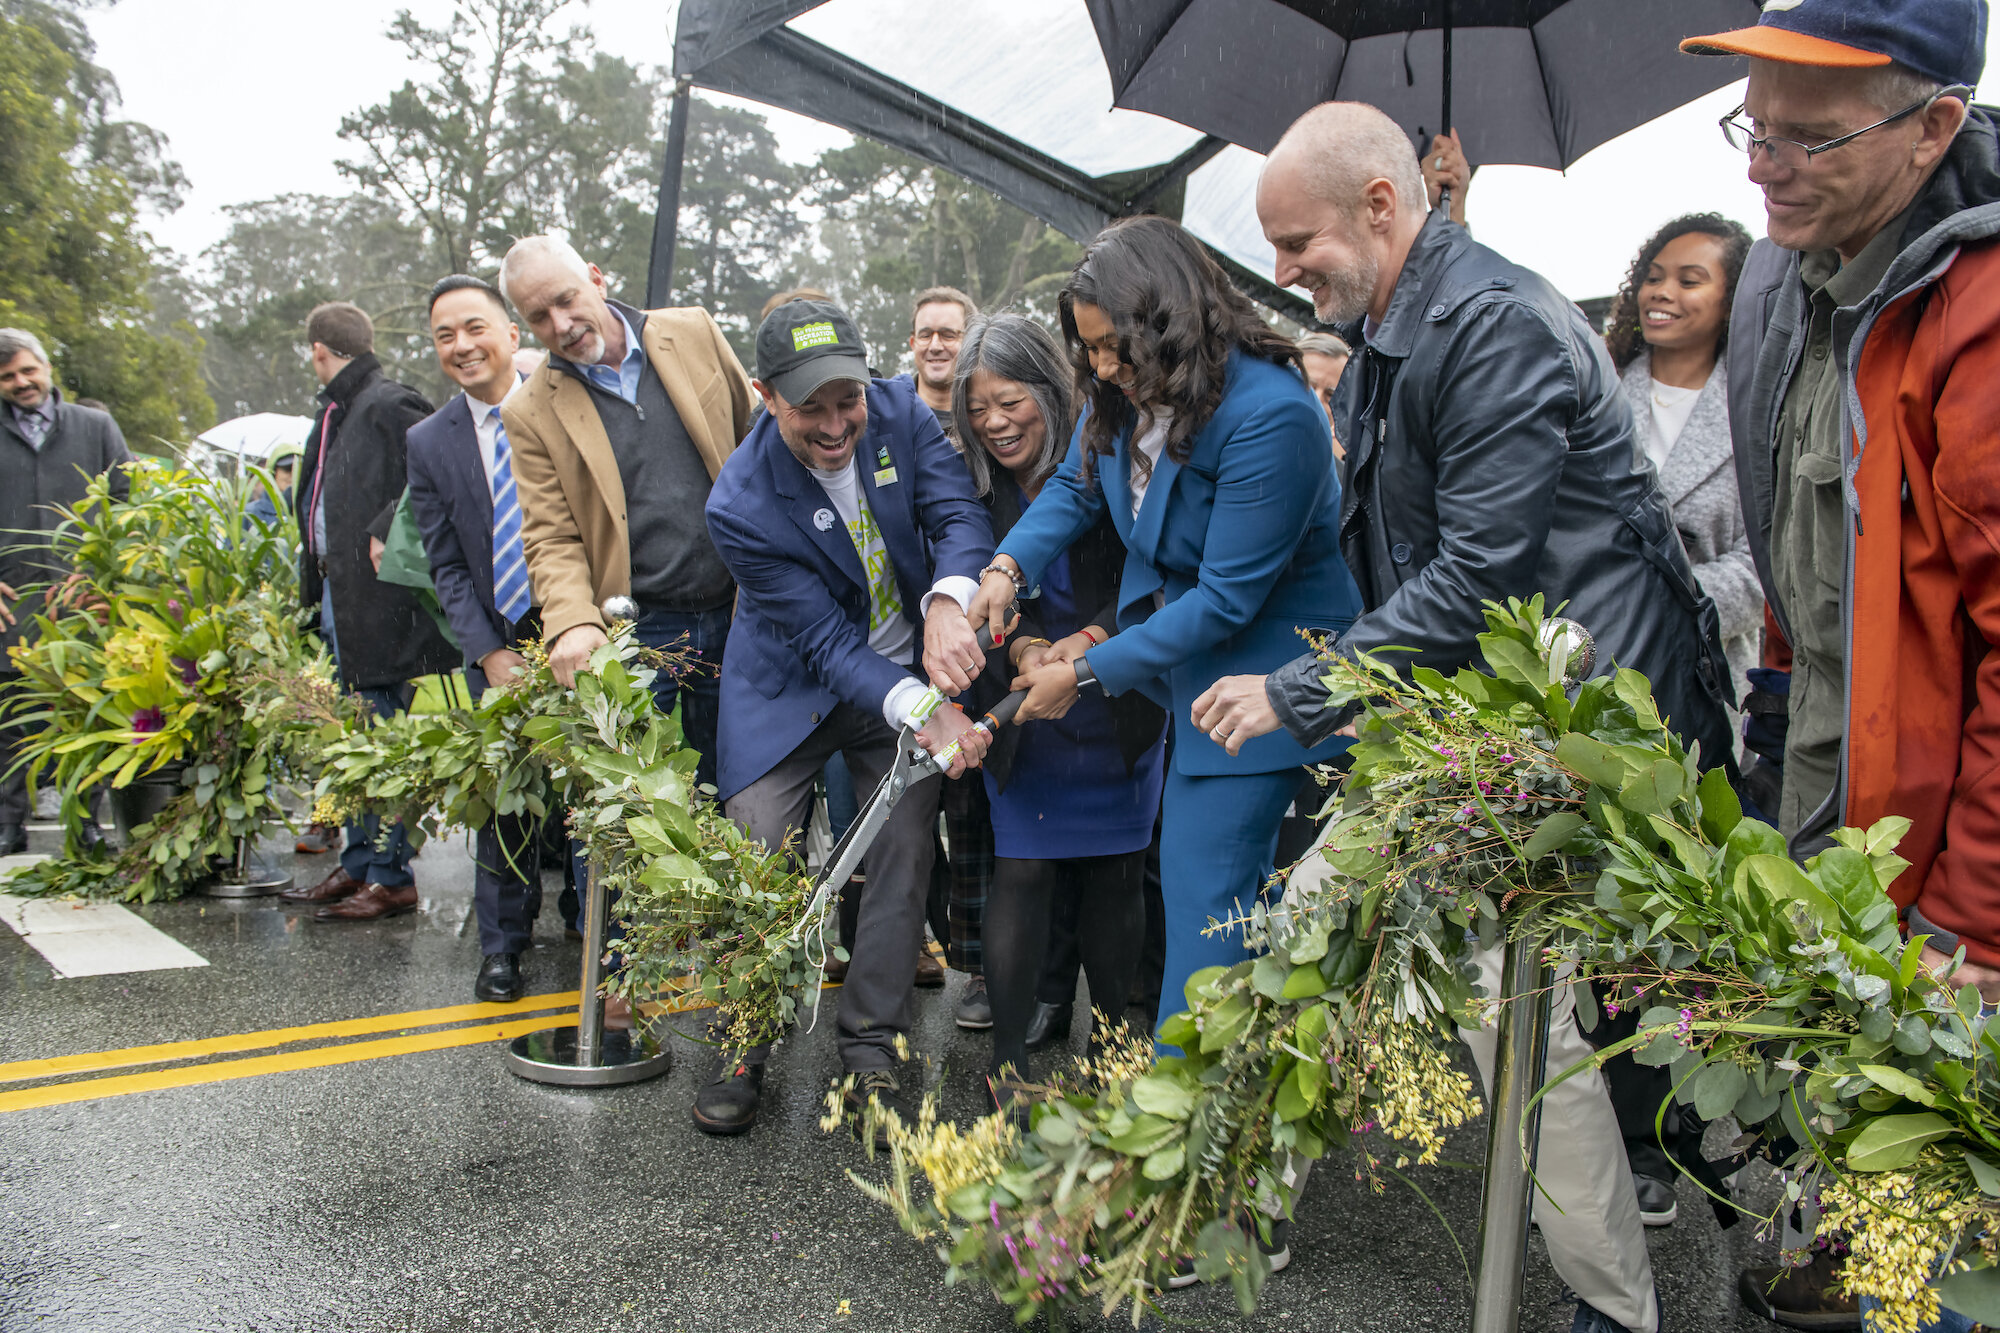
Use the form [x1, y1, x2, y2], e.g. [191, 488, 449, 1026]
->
[1688, 0, 1996, 1327]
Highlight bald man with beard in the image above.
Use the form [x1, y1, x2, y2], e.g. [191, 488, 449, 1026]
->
[1191, 101, 1740, 1333]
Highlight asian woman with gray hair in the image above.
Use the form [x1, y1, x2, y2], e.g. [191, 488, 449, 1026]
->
[951, 314, 1166, 1109]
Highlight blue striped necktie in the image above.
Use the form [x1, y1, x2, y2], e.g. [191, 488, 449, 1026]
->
[489, 407, 531, 625]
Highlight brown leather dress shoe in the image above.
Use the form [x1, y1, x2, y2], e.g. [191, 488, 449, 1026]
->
[283, 866, 362, 904]
[915, 948, 946, 989]
[314, 882, 418, 921]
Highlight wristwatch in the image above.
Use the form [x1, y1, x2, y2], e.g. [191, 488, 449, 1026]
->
[1072, 658, 1103, 695]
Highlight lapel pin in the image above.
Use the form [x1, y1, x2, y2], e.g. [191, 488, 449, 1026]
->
[814, 508, 835, 531]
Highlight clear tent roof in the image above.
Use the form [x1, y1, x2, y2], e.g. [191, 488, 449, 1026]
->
[672, 0, 1315, 304]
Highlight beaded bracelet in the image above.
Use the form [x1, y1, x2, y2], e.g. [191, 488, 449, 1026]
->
[979, 561, 1026, 594]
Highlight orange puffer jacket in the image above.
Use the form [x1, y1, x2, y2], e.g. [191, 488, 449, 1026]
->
[1730, 109, 2000, 964]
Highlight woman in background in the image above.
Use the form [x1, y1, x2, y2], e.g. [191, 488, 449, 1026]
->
[1604, 213, 1759, 706]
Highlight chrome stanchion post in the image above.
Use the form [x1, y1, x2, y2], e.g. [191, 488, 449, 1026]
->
[574, 857, 608, 1066]
[1469, 930, 1553, 1333]
[506, 597, 673, 1087]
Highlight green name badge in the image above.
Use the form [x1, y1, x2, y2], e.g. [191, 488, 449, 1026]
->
[873, 467, 899, 486]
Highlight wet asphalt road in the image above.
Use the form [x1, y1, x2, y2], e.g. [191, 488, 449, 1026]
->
[0, 829, 1792, 1333]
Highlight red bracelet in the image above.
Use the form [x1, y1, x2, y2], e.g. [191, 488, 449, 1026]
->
[1080, 626, 1103, 646]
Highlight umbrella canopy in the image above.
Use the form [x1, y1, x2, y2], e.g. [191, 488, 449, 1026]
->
[193, 413, 315, 464]
[1085, 0, 1759, 168]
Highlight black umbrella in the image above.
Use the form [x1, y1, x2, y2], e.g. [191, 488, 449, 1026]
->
[1085, 0, 1762, 170]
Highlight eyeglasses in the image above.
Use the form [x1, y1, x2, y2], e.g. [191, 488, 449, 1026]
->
[912, 329, 963, 347]
[1720, 85, 1971, 171]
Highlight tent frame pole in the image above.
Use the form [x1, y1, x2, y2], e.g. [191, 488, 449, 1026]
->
[646, 80, 694, 309]
[1469, 929, 1552, 1333]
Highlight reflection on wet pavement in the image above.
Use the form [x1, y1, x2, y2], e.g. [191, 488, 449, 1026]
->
[0, 828, 1789, 1331]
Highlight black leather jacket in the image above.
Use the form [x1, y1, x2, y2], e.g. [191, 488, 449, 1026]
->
[1267, 213, 1734, 765]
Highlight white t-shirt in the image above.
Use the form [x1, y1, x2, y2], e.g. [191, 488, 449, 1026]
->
[810, 460, 915, 668]
[1126, 408, 1175, 518]
[1644, 379, 1701, 475]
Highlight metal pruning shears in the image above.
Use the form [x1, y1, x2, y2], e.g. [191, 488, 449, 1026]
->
[790, 685, 1028, 946]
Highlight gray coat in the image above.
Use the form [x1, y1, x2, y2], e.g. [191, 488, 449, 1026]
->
[0, 392, 133, 657]
[1618, 354, 1761, 706]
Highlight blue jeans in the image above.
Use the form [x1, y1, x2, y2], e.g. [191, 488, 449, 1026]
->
[322, 583, 415, 888]
[1860, 1297, 1974, 1332]
[569, 602, 731, 950]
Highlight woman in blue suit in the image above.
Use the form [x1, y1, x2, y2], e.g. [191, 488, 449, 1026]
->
[966, 215, 1360, 1030]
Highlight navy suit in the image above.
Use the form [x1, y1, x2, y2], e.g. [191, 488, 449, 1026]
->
[705, 375, 993, 1070]
[705, 376, 992, 803]
[406, 394, 510, 667]
[997, 352, 1361, 1031]
[406, 391, 544, 957]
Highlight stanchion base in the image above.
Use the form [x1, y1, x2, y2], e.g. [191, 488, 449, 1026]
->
[201, 873, 293, 898]
[505, 1025, 674, 1087]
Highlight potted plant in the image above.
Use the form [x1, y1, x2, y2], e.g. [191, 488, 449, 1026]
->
[3, 458, 341, 902]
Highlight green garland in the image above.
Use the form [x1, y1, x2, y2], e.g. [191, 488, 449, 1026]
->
[853, 599, 2000, 1333]
[311, 632, 829, 1050]
[4, 462, 336, 902]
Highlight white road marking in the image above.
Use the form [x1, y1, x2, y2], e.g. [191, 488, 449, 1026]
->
[0, 889, 208, 978]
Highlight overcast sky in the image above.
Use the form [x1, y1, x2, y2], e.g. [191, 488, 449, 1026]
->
[88, 1, 2000, 302]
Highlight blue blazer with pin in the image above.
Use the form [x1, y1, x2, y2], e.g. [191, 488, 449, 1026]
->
[997, 351, 1360, 777]
[407, 392, 511, 669]
[705, 376, 993, 802]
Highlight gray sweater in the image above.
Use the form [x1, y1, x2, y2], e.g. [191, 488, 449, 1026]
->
[1619, 354, 1762, 708]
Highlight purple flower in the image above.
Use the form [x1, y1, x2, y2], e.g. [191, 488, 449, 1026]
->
[165, 599, 183, 621]
[131, 707, 165, 735]
[172, 656, 199, 686]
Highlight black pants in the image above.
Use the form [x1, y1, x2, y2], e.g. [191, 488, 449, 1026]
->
[986, 850, 1147, 1079]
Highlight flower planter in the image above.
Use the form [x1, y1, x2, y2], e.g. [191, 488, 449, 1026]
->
[108, 763, 186, 849]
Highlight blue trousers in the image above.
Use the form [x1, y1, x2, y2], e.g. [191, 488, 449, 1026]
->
[322, 582, 415, 889]
[1155, 762, 1303, 1035]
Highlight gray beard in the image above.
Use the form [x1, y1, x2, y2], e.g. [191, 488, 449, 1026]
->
[1314, 252, 1378, 326]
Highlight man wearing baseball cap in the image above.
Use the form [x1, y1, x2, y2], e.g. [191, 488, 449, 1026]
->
[702, 298, 994, 1137]
[1684, 2, 1997, 1326]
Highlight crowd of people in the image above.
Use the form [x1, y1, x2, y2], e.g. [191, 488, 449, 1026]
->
[2, 0, 1997, 1328]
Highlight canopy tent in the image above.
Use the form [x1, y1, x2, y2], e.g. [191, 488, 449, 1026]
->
[650, 0, 1755, 320]
[653, 0, 1313, 318]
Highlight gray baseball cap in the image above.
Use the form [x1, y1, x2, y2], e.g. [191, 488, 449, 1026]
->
[755, 299, 871, 405]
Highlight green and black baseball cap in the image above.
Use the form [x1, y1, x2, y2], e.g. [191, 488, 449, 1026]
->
[756, 298, 871, 405]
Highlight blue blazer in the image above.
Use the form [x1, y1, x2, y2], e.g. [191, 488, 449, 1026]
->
[998, 352, 1360, 777]
[705, 376, 993, 801]
[406, 393, 510, 668]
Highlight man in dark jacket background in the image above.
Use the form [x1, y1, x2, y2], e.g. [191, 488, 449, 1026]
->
[0, 328, 131, 854]
[1191, 100, 1737, 1333]
[284, 302, 458, 921]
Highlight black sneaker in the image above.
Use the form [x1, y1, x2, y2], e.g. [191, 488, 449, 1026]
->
[955, 975, 993, 1030]
[691, 1055, 764, 1136]
[1569, 1287, 1661, 1333]
[840, 1067, 910, 1148]
[1633, 1171, 1678, 1227]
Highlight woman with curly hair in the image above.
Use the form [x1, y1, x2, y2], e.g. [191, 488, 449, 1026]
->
[964, 214, 1360, 1041]
[1605, 213, 1760, 708]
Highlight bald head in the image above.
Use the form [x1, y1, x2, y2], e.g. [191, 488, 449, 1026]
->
[1265, 102, 1427, 218]
[1258, 101, 1430, 325]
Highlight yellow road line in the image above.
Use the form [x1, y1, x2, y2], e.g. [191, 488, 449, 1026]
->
[0, 1012, 576, 1113]
[0, 991, 582, 1084]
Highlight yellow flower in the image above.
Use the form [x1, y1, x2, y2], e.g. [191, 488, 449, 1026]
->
[1820, 1168, 1971, 1333]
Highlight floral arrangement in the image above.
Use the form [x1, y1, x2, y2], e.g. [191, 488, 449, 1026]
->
[851, 599, 2000, 1333]
[311, 631, 832, 1051]
[4, 462, 338, 902]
